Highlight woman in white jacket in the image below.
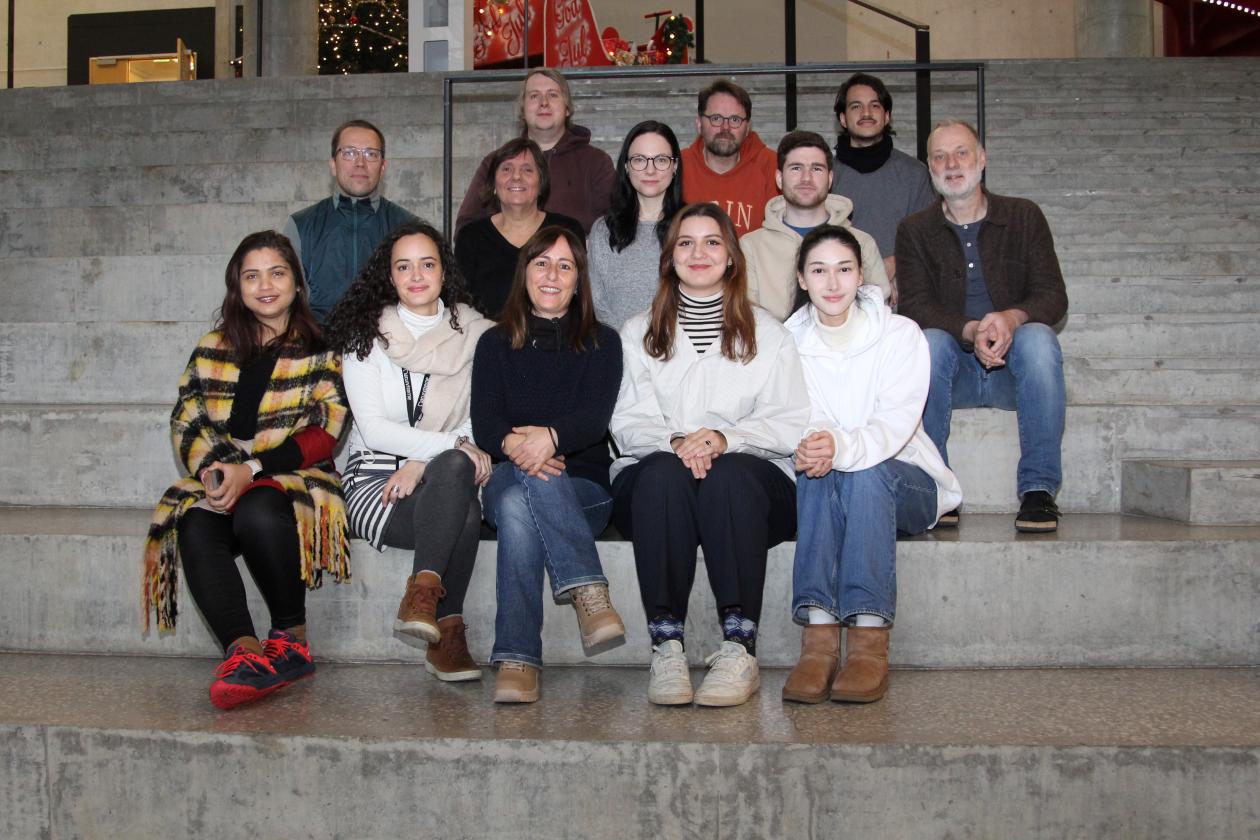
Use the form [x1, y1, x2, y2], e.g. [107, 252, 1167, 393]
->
[782, 225, 962, 705]
[610, 203, 811, 708]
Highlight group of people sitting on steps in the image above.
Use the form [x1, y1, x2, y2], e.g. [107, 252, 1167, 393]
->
[143, 68, 1067, 712]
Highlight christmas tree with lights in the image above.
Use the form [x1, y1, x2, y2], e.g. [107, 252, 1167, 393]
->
[320, 1, 409, 75]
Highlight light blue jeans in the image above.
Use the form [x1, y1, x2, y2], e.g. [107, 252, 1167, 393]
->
[482, 463, 612, 667]
[922, 324, 1065, 497]
[792, 459, 937, 624]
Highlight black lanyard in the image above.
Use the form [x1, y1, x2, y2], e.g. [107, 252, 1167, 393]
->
[402, 370, 431, 428]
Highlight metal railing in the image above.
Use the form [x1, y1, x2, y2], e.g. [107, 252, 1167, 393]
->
[441, 60, 986, 239]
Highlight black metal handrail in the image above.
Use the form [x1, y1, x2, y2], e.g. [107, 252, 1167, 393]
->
[441, 60, 985, 239]
[779, 0, 932, 158]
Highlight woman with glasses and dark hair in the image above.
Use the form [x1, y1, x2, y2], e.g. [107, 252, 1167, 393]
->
[324, 220, 494, 683]
[471, 225, 625, 703]
[588, 120, 685, 329]
[143, 230, 351, 710]
[455, 137, 584, 320]
[782, 225, 960, 704]
[610, 203, 810, 708]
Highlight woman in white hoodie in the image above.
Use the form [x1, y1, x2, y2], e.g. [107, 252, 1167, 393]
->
[610, 203, 810, 708]
[782, 225, 961, 705]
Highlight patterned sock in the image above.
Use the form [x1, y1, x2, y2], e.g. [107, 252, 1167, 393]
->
[648, 614, 684, 649]
[721, 608, 757, 655]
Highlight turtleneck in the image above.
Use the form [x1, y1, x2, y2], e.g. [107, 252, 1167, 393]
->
[527, 309, 572, 352]
[679, 290, 724, 354]
[834, 133, 894, 174]
[813, 303, 867, 353]
[397, 300, 444, 338]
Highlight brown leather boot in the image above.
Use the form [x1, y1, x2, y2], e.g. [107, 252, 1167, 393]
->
[831, 625, 890, 703]
[569, 583, 625, 650]
[394, 571, 444, 644]
[782, 623, 840, 704]
[425, 616, 481, 682]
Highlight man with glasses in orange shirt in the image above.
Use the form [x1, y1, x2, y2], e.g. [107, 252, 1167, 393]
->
[680, 80, 780, 237]
[281, 119, 417, 322]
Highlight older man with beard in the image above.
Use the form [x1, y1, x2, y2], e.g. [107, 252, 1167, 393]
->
[680, 80, 780, 237]
[896, 120, 1068, 533]
[740, 130, 889, 321]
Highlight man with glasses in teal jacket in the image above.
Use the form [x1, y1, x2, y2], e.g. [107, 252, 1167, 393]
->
[282, 119, 417, 322]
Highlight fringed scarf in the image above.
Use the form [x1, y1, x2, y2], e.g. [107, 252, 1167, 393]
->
[142, 331, 351, 632]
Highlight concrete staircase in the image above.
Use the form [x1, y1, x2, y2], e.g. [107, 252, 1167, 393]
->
[1, 58, 1258, 836]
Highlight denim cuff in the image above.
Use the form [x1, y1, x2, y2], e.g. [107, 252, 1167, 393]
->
[553, 574, 609, 600]
[790, 599, 839, 627]
[840, 608, 895, 626]
[490, 652, 543, 669]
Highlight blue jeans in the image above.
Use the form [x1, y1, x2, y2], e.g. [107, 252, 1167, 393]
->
[922, 324, 1065, 497]
[482, 463, 613, 667]
[792, 459, 937, 624]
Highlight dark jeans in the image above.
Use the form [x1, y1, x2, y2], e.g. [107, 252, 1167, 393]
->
[612, 451, 796, 625]
[381, 449, 482, 619]
[179, 486, 305, 652]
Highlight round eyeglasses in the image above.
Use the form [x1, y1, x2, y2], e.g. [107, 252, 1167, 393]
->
[701, 113, 747, 128]
[627, 154, 676, 172]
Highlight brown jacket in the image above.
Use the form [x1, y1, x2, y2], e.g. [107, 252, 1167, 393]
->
[895, 190, 1067, 345]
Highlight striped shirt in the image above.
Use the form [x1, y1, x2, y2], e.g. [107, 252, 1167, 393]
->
[679, 291, 724, 354]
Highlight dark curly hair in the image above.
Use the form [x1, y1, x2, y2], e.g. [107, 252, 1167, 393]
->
[323, 219, 474, 360]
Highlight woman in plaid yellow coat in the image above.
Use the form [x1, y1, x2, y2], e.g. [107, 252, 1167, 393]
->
[143, 230, 351, 710]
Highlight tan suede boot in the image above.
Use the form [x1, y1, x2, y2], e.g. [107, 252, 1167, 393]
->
[782, 623, 841, 704]
[831, 625, 890, 703]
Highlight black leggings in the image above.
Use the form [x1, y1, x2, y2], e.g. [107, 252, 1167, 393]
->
[612, 451, 797, 625]
[381, 448, 482, 619]
[179, 487, 306, 652]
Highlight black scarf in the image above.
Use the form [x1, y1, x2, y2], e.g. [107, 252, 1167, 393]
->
[834, 133, 894, 174]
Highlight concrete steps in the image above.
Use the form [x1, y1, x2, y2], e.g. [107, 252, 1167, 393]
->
[2, 403, 1258, 511]
[2, 652, 1258, 838]
[1122, 459, 1260, 525]
[2, 508, 1257, 668]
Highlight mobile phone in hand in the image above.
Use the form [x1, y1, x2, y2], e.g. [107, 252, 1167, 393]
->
[204, 468, 224, 490]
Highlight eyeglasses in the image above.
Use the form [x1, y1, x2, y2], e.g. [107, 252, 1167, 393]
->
[336, 146, 383, 163]
[627, 154, 676, 172]
[701, 113, 747, 128]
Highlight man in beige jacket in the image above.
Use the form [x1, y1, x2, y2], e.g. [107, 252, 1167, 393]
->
[740, 130, 889, 321]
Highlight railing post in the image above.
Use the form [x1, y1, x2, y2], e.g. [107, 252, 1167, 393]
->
[914, 26, 930, 162]
[785, 0, 797, 131]
[695, 0, 705, 63]
[443, 76, 454, 239]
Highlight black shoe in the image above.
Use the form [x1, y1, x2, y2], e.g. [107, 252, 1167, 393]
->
[935, 508, 960, 528]
[1015, 491, 1060, 533]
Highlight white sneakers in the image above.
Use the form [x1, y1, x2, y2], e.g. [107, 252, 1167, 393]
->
[648, 640, 693, 705]
[648, 639, 760, 707]
[694, 641, 760, 707]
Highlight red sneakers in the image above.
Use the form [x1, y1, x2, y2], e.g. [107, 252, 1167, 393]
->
[209, 645, 284, 710]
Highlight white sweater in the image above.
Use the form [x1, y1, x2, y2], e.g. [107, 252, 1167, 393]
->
[783, 285, 962, 521]
[611, 305, 811, 480]
[343, 303, 474, 461]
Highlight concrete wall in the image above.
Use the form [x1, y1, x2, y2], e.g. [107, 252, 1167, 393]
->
[7, 0, 214, 88]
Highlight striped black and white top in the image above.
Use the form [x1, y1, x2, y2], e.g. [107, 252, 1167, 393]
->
[679, 291, 723, 355]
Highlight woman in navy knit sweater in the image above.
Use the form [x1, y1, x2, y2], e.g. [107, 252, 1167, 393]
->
[471, 225, 626, 703]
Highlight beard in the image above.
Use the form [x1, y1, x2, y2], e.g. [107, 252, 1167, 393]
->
[703, 132, 740, 158]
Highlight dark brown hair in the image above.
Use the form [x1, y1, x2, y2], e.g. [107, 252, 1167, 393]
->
[323, 219, 473, 360]
[217, 230, 323, 360]
[330, 119, 385, 158]
[697, 79, 752, 118]
[479, 137, 550, 213]
[644, 204, 756, 364]
[499, 226, 600, 352]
